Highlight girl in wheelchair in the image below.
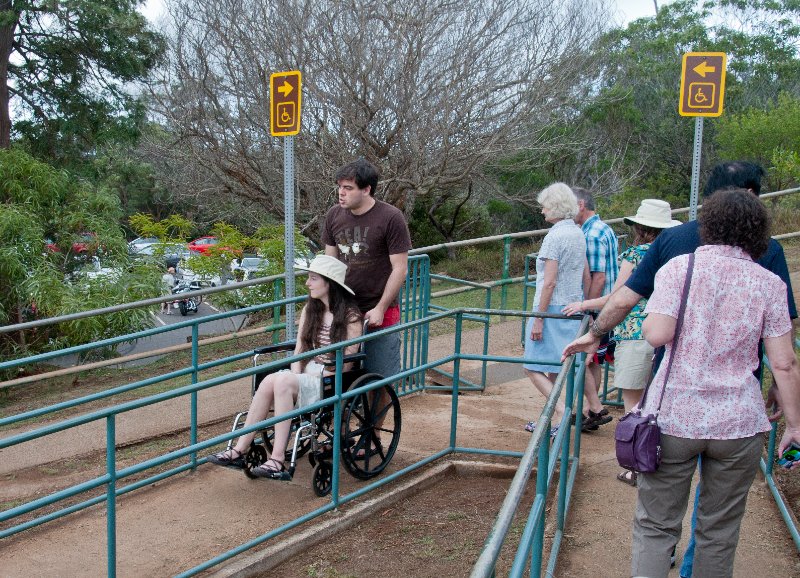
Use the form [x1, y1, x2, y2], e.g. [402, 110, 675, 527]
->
[208, 255, 363, 480]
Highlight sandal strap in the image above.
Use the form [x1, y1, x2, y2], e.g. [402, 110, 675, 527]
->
[216, 448, 242, 460]
[264, 458, 285, 472]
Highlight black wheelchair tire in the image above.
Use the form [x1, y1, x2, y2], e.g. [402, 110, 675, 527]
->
[242, 444, 268, 479]
[179, 300, 188, 316]
[312, 461, 333, 497]
[340, 374, 401, 480]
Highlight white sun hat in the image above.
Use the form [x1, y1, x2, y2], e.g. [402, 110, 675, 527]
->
[294, 255, 355, 295]
[623, 199, 682, 229]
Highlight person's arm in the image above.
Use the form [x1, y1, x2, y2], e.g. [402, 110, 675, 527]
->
[290, 306, 308, 374]
[564, 258, 635, 316]
[530, 259, 558, 341]
[325, 244, 337, 257]
[586, 271, 606, 300]
[641, 312, 677, 348]
[764, 331, 800, 462]
[324, 314, 364, 375]
[561, 285, 643, 361]
[365, 251, 408, 327]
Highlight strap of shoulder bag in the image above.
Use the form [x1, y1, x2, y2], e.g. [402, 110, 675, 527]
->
[638, 252, 696, 412]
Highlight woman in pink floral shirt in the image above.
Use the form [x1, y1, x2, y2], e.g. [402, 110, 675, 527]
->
[631, 189, 800, 578]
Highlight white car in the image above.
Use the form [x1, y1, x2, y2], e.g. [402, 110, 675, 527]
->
[127, 237, 159, 254]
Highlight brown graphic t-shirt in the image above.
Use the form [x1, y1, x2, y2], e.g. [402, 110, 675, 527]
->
[322, 200, 412, 312]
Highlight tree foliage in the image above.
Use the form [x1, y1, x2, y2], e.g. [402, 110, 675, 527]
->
[148, 0, 611, 244]
[0, 148, 160, 361]
[0, 0, 164, 163]
[716, 93, 800, 189]
[502, 0, 800, 206]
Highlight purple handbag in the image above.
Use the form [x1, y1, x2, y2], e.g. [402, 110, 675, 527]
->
[614, 254, 695, 474]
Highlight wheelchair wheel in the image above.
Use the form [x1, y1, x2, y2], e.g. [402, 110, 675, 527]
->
[242, 444, 268, 479]
[341, 374, 401, 480]
[262, 417, 313, 462]
[312, 461, 333, 497]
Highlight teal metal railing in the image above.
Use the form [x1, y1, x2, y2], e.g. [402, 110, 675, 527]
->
[759, 336, 800, 551]
[1, 307, 588, 576]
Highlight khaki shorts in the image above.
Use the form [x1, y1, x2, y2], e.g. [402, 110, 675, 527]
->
[613, 339, 654, 390]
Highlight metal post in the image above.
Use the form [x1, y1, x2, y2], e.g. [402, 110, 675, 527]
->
[190, 324, 199, 468]
[284, 135, 296, 339]
[689, 117, 704, 221]
[106, 415, 117, 578]
[501, 236, 511, 311]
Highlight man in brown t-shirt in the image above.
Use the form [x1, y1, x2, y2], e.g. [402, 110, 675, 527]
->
[322, 158, 412, 380]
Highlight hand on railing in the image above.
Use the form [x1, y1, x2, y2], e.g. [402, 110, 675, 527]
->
[766, 383, 784, 422]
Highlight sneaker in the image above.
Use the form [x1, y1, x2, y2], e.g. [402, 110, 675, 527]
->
[524, 421, 536, 432]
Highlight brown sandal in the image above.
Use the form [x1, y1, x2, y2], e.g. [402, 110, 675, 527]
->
[616, 470, 637, 487]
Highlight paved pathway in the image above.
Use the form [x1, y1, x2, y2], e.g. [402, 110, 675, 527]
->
[1, 320, 797, 576]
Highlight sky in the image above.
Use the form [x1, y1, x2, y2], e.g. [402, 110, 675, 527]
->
[141, 0, 676, 25]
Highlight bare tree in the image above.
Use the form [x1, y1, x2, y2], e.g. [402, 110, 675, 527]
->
[149, 0, 612, 240]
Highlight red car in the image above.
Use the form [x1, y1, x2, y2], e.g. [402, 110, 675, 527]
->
[187, 236, 241, 257]
[45, 232, 99, 254]
[187, 236, 218, 254]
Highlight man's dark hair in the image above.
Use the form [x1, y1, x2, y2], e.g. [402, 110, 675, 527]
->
[571, 186, 595, 210]
[335, 158, 380, 196]
[699, 188, 770, 259]
[702, 161, 764, 198]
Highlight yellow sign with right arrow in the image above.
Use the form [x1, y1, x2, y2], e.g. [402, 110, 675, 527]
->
[270, 70, 302, 136]
[679, 52, 727, 117]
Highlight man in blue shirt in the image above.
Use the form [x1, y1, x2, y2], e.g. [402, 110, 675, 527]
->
[573, 187, 619, 431]
[563, 161, 797, 576]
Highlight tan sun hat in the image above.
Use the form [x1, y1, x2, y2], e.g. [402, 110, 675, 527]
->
[294, 254, 355, 295]
[623, 199, 682, 229]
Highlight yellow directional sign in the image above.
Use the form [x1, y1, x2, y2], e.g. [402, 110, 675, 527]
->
[270, 70, 302, 136]
[679, 52, 726, 117]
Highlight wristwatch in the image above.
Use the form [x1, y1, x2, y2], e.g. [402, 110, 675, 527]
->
[589, 319, 605, 338]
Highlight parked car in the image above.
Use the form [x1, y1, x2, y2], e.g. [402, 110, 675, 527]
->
[187, 236, 218, 255]
[45, 232, 100, 254]
[230, 256, 269, 281]
[130, 242, 191, 269]
[187, 236, 242, 257]
[127, 237, 158, 254]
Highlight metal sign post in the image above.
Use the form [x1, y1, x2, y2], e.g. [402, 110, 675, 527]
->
[270, 70, 302, 339]
[283, 136, 296, 338]
[679, 52, 726, 221]
[688, 117, 704, 221]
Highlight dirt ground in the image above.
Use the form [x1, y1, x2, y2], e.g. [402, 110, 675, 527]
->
[2, 319, 800, 577]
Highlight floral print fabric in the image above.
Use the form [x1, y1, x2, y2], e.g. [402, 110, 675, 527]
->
[642, 245, 791, 439]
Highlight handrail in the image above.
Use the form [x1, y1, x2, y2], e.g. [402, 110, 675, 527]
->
[471, 315, 590, 577]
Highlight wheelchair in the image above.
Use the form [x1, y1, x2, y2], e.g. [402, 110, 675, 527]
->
[227, 336, 402, 496]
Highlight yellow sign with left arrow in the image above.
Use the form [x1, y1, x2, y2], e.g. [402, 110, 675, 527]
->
[270, 70, 302, 136]
[679, 52, 726, 117]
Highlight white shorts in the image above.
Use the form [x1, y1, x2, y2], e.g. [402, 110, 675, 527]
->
[613, 339, 654, 391]
[277, 361, 324, 410]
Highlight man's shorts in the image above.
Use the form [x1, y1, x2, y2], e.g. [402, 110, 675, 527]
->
[612, 339, 654, 390]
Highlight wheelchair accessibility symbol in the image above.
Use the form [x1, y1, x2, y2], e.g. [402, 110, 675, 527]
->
[276, 102, 295, 128]
[688, 82, 715, 109]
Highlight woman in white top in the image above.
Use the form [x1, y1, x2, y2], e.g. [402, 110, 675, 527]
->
[209, 255, 363, 480]
[523, 183, 588, 436]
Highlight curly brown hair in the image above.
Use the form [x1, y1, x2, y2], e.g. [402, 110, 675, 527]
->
[699, 188, 770, 259]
